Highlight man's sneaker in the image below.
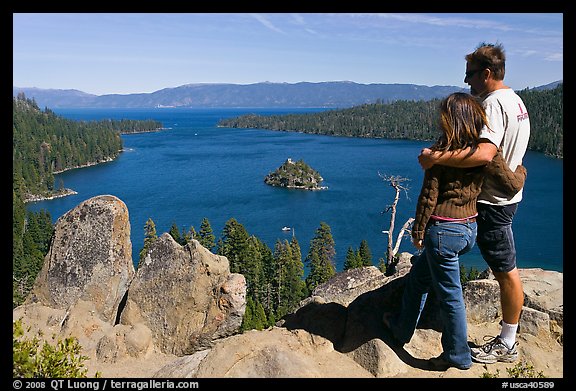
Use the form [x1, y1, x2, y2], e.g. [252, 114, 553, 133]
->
[471, 336, 518, 364]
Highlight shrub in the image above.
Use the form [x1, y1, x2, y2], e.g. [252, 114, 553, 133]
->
[506, 361, 546, 378]
[13, 319, 99, 378]
[480, 361, 546, 378]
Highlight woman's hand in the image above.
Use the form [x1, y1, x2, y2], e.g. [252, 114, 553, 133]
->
[412, 237, 424, 250]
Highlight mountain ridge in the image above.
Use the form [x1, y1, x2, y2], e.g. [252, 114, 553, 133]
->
[13, 80, 562, 110]
[14, 81, 469, 109]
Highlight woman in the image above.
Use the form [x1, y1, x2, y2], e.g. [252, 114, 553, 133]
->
[382, 92, 525, 371]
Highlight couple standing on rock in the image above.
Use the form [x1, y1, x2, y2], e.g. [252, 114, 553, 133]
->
[382, 42, 530, 371]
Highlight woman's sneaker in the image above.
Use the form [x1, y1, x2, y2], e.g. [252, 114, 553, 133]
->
[471, 335, 518, 364]
[428, 355, 471, 371]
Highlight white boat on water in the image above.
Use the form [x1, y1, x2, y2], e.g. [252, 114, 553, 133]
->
[282, 226, 291, 231]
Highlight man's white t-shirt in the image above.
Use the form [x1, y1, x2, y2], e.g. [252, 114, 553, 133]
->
[478, 88, 531, 206]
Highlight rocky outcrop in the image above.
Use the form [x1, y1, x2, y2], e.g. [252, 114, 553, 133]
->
[151, 256, 563, 378]
[24, 195, 134, 324]
[120, 233, 246, 356]
[13, 195, 563, 378]
[155, 328, 373, 378]
[518, 268, 563, 327]
[14, 195, 246, 365]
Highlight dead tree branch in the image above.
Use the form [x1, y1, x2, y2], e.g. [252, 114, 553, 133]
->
[379, 172, 411, 269]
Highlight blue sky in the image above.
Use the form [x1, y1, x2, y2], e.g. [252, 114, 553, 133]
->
[13, 13, 563, 95]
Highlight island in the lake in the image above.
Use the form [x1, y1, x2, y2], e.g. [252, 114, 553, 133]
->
[264, 158, 327, 190]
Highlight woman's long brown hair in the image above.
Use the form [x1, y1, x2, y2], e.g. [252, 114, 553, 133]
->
[431, 92, 489, 158]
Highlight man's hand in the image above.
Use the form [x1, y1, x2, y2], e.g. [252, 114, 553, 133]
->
[418, 141, 496, 169]
[418, 148, 436, 170]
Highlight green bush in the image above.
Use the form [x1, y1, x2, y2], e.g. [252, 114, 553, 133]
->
[480, 361, 546, 378]
[13, 319, 99, 378]
[506, 361, 546, 378]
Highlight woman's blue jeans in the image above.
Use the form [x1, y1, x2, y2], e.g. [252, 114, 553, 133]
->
[393, 220, 476, 368]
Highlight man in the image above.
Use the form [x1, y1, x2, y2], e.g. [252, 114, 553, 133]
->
[418, 42, 530, 364]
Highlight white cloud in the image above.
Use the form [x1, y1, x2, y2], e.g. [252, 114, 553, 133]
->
[250, 13, 285, 34]
[544, 52, 563, 62]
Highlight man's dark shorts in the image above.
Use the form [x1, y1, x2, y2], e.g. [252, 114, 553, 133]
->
[476, 203, 518, 273]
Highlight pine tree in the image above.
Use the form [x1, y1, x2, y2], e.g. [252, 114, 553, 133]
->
[358, 239, 373, 266]
[285, 237, 306, 313]
[273, 239, 291, 317]
[344, 246, 354, 270]
[305, 251, 323, 292]
[243, 236, 266, 302]
[255, 238, 274, 316]
[254, 301, 268, 330]
[139, 218, 157, 264]
[186, 226, 197, 243]
[196, 217, 215, 251]
[22, 209, 53, 275]
[12, 188, 26, 286]
[378, 257, 387, 274]
[182, 226, 195, 244]
[13, 204, 54, 307]
[217, 218, 266, 304]
[168, 222, 183, 245]
[305, 222, 336, 292]
[262, 240, 278, 318]
[344, 247, 362, 270]
[241, 297, 256, 331]
[240, 297, 266, 331]
[217, 218, 250, 274]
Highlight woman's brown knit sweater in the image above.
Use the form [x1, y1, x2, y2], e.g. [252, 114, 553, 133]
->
[411, 152, 527, 242]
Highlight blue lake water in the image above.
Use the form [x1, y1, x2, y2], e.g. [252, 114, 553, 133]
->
[26, 108, 564, 273]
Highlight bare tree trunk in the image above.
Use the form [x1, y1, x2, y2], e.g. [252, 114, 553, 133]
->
[393, 217, 414, 255]
[379, 173, 411, 271]
[386, 184, 400, 265]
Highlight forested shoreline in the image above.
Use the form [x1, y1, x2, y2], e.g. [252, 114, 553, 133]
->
[12, 94, 163, 306]
[13, 94, 163, 200]
[218, 84, 563, 159]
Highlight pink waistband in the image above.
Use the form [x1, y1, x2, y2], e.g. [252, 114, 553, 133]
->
[430, 214, 478, 222]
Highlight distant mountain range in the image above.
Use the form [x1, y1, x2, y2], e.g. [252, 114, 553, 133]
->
[530, 80, 563, 91]
[12, 80, 562, 109]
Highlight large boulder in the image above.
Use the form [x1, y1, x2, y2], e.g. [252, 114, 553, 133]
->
[119, 233, 246, 356]
[519, 268, 563, 327]
[25, 195, 134, 324]
[154, 327, 374, 378]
